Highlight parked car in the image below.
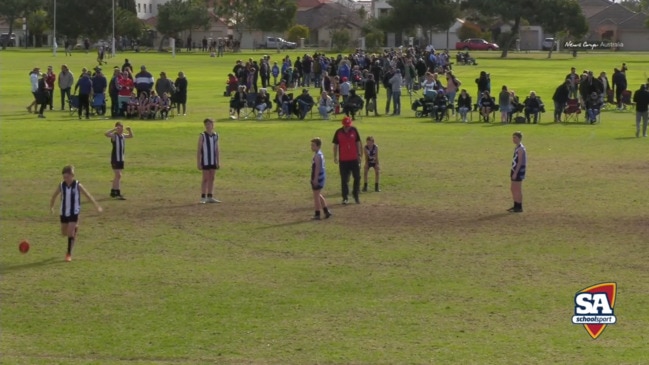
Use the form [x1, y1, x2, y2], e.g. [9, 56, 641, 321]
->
[455, 38, 499, 51]
[258, 37, 297, 49]
[0, 33, 16, 47]
[542, 37, 556, 51]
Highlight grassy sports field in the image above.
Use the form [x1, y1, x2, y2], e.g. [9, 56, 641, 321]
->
[1, 48, 648, 365]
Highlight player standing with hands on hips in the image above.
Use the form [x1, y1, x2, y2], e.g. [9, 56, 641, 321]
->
[105, 122, 133, 200]
[509, 131, 526, 213]
[197, 118, 221, 204]
[332, 116, 362, 204]
[49, 165, 103, 262]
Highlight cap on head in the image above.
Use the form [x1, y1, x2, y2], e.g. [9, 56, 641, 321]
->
[342, 77, 348, 82]
[342, 116, 352, 127]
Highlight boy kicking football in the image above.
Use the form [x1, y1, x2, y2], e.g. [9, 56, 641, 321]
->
[197, 118, 221, 203]
[49, 165, 103, 262]
[105, 122, 133, 200]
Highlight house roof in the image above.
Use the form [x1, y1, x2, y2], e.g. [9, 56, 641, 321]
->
[143, 16, 158, 28]
[618, 12, 649, 30]
[579, 0, 613, 18]
[296, 2, 363, 29]
[587, 4, 635, 25]
[296, 0, 330, 11]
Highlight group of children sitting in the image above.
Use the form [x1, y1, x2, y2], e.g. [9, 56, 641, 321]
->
[124, 91, 172, 119]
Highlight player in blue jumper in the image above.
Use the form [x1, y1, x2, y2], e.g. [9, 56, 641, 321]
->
[310, 138, 332, 220]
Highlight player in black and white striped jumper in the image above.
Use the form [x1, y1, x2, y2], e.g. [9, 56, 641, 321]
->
[509, 132, 527, 213]
[197, 118, 221, 204]
[49, 165, 102, 262]
[362, 136, 381, 192]
[105, 122, 134, 200]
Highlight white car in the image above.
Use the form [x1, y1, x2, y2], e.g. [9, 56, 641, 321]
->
[542, 38, 556, 51]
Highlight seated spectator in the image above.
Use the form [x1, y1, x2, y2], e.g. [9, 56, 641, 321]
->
[275, 88, 291, 117]
[479, 91, 494, 122]
[138, 93, 149, 119]
[148, 91, 161, 118]
[343, 89, 364, 120]
[126, 92, 139, 117]
[229, 85, 247, 119]
[159, 93, 171, 119]
[585, 91, 602, 124]
[293, 88, 314, 120]
[254, 88, 272, 120]
[523, 91, 543, 124]
[432, 89, 448, 122]
[317, 91, 334, 120]
[508, 90, 523, 123]
[456, 89, 472, 123]
[421, 72, 438, 101]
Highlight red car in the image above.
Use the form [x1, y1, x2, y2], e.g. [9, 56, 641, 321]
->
[455, 38, 500, 51]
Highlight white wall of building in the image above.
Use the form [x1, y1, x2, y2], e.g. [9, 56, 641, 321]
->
[136, 0, 172, 20]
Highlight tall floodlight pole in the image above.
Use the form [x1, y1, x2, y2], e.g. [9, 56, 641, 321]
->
[112, 0, 116, 57]
[53, 0, 57, 56]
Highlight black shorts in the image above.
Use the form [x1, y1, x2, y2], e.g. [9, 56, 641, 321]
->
[32, 91, 38, 100]
[367, 162, 376, 169]
[311, 180, 325, 190]
[60, 214, 79, 223]
[112, 161, 125, 170]
[511, 169, 526, 181]
[202, 164, 217, 170]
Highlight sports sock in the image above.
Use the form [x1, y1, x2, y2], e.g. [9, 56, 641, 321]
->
[110, 189, 116, 196]
[207, 194, 213, 198]
[323, 207, 330, 214]
[201, 194, 206, 198]
[314, 210, 321, 217]
[67, 237, 74, 255]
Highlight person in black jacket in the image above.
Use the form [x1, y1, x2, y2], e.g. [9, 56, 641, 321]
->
[612, 68, 627, 109]
[456, 89, 472, 122]
[370, 61, 382, 94]
[585, 92, 602, 124]
[343, 89, 364, 120]
[552, 80, 571, 123]
[633, 84, 649, 137]
[475, 71, 490, 110]
[382, 67, 394, 114]
[364, 74, 378, 117]
[36, 73, 51, 118]
[523, 91, 543, 124]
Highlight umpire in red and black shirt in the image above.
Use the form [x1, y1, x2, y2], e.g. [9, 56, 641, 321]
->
[333, 116, 362, 204]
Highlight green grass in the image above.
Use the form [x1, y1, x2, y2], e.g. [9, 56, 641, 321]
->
[1, 49, 649, 365]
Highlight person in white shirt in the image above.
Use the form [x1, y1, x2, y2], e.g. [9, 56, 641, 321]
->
[26, 67, 40, 113]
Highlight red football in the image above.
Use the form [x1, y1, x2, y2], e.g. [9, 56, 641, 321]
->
[19, 240, 30, 254]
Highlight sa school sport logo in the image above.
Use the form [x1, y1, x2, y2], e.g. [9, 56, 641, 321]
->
[572, 282, 617, 339]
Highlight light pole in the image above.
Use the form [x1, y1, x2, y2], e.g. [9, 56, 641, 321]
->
[53, 0, 57, 56]
[112, 0, 116, 57]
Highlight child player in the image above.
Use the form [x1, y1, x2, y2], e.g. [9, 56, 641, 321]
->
[310, 138, 332, 220]
[509, 131, 526, 213]
[105, 122, 133, 200]
[197, 118, 221, 204]
[362, 136, 380, 192]
[49, 165, 103, 262]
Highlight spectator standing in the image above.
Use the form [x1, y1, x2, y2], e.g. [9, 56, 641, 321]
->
[58, 65, 74, 111]
[498, 85, 511, 123]
[633, 84, 649, 137]
[134, 65, 154, 97]
[612, 68, 627, 110]
[45, 66, 56, 111]
[92, 68, 108, 115]
[121, 58, 132, 72]
[26, 67, 40, 113]
[364, 74, 378, 117]
[155, 71, 176, 99]
[36, 73, 50, 118]
[108, 68, 121, 118]
[332, 116, 362, 205]
[552, 80, 571, 123]
[174, 71, 188, 115]
[202, 37, 208, 52]
[74, 72, 92, 119]
[445, 71, 460, 115]
[388, 69, 403, 116]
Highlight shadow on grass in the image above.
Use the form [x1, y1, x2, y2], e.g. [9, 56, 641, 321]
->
[614, 136, 639, 140]
[0, 257, 62, 275]
[473, 212, 512, 221]
[255, 219, 311, 230]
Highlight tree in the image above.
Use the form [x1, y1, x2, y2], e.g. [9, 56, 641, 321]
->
[536, 0, 587, 58]
[26, 8, 48, 47]
[286, 24, 309, 43]
[457, 22, 482, 41]
[252, 0, 297, 34]
[53, 0, 113, 40]
[214, 0, 259, 44]
[118, 0, 136, 13]
[115, 7, 142, 40]
[0, 0, 40, 46]
[331, 29, 350, 52]
[156, 0, 210, 50]
[376, 0, 459, 44]
[360, 19, 385, 51]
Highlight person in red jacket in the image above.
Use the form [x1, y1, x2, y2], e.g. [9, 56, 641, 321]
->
[46, 65, 56, 111]
[118, 70, 134, 97]
[332, 116, 362, 204]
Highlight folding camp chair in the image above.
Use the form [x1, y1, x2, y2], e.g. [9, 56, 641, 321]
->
[563, 98, 581, 123]
[68, 95, 80, 116]
[241, 92, 258, 119]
